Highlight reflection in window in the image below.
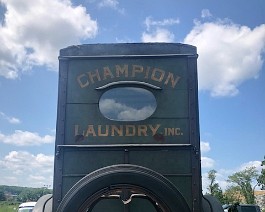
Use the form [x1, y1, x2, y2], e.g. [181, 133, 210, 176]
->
[99, 87, 157, 121]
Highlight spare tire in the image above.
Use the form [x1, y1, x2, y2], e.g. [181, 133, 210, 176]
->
[57, 164, 190, 212]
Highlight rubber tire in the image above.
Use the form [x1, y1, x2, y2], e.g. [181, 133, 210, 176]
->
[57, 164, 190, 212]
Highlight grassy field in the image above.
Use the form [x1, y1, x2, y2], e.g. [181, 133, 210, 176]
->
[0, 201, 20, 212]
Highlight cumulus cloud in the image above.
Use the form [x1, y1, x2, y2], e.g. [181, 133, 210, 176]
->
[201, 141, 211, 153]
[201, 156, 215, 168]
[141, 16, 179, 42]
[201, 9, 212, 18]
[142, 28, 175, 43]
[118, 105, 155, 121]
[0, 111, 21, 124]
[0, 130, 54, 146]
[0, 0, 98, 79]
[98, 0, 125, 14]
[144, 16, 180, 31]
[184, 20, 265, 96]
[0, 151, 54, 187]
[200, 141, 214, 168]
[239, 160, 262, 172]
[100, 99, 155, 121]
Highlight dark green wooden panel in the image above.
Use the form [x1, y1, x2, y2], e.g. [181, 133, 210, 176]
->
[166, 176, 192, 210]
[129, 150, 191, 174]
[67, 57, 188, 103]
[66, 89, 189, 119]
[54, 43, 200, 212]
[65, 104, 190, 145]
[63, 150, 124, 175]
[62, 176, 82, 197]
[153, 89, 189, 118]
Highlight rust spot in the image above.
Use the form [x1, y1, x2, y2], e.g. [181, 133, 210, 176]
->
[153, 133, 165, 142]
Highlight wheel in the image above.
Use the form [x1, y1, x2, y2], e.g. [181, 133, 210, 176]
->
[57, 164, 190, 212]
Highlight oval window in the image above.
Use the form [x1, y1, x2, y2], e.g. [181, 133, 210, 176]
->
[99, 87, 157, 121]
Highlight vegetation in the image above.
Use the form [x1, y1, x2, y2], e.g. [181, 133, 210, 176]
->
[1, 156, 264, 209]
[258, 156, 265, 190]
[206, 169, 224, 203]
[0, 201, 20, 212]
[0, 185, 52, 211]
[0, 185, 52, 202]
[206, 156, 265, 206]
[227, 166, 259, 204]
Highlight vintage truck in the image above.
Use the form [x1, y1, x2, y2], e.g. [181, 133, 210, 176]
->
[34, 43, 223, 212]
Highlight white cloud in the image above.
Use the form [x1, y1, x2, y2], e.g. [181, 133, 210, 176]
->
[142, 28, 175, 43]
[98, 0, 119, 8]
[201, 141, 211, 153]
[184, 21, 265, 96]
[0, 112, 21, 124]
[118, 105, 155, 121]
[201, 9, 212, 18]
[142, 16, 179, 43]
[239, 160, 262, 172]
[99, 99, 155, 121]
[98, 0, 125, 14]
[200, 141, 215, 168]
[144, 16, 180, 31]
[0, 0, 98, 79]
[201, 156, 215, 168]
[0, 130, 54, 146]
[0, 151, 54, 187]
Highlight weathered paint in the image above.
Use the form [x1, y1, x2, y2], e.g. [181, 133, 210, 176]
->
[53, 43, 201, 212]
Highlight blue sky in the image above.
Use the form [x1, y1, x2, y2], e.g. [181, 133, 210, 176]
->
[0, 0, 264, 191]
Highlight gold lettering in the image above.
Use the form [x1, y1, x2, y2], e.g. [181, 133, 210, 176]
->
[164, 128, 167, 136]
[116, 65, 128, 77]
[77, 74, 89, 88]
[98, 125, 109, 136]
[149, 124, 161, 136]
[88, 69, 101, 83]
[151, 68, 165, 82]
[164, 72, 181, 88]
[74, 125, 84, 136]
[77, 64, 182, 89]
[138, 125, 148, 136]
[168, 128, 175, 136]
[85, 125, 96, 137]
[111, 125, 123, 136]
[132, 65, 143, 77]
[144, 66, 150, 79]
[103, 67, 114, 80]
[175, 128, 182, 135]
[125, 125, 135, 136]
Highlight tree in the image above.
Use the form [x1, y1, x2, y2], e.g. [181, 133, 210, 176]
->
[17, 187, 52, 202]
[257, 156, 265, 190]
[207, 169, 224, 203]
[0, 190, 5, 201]
[227, 166, 259, 204]
[223, 186, 241, 204]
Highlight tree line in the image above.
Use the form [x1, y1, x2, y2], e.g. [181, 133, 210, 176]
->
[206, 156, 265, 205]
[0, 185, 52, 202]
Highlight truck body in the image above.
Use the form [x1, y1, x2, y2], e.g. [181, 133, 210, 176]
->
[34, 43, 223, 212]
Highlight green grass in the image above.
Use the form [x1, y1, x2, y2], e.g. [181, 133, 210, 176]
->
[0, 201, 20, 212]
